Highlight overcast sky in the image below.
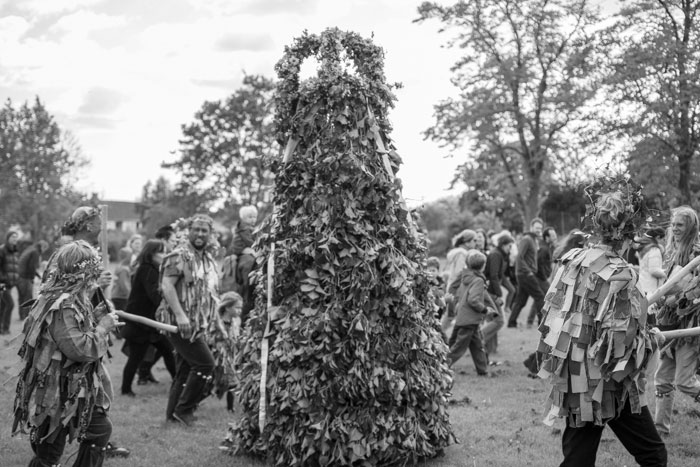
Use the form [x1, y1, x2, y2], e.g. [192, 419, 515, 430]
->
[1, 0, 619, 207]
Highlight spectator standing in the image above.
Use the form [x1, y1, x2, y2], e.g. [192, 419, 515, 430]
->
[17, 239, 49, 320]
[483, 233, 514, 354]
[111, 247, 132, 311]
[507, 218, 545, 328]
[527, 226, 557, 327]
[121, 240, 176, 396]
[635, 227, 666, 298]
[221, 205, 258, 322]
[159, 214, 220, 425]
[0, 230, 21, 334]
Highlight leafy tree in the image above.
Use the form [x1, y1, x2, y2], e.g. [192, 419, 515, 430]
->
[233, 29, 455, 466]
[604, 0, 700, 206]
[0, 97, 87, 238]
[165, 74, 278, 213]
[416, 0, 602, 224]
[138, 176, 207, 236]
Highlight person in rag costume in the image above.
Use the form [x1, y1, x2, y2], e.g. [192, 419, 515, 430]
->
[13, 240, 122, 467]
[535, 181, 667, 467]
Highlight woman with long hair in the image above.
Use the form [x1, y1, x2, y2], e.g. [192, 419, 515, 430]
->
[654, 206, 700, 435]
[635, 226, 666, 298]
[120, 239, 177, 396]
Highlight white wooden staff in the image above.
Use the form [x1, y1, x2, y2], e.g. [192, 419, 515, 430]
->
[114, 309, 178, 334]
[646, 255, 700, 340]
[98, 204, 109, 269]
[258, 137, 297, 432]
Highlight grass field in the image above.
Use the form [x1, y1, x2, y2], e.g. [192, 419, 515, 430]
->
[2, 305, 700, 467]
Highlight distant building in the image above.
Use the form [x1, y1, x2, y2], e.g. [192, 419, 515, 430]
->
[101, 200, 143, 233]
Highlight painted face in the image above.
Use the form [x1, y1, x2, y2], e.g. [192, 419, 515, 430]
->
[671, 215, 688, 243]
[189, 220, 211, 250]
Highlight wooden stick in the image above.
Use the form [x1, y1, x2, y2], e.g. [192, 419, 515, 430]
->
[659, 326, 700, 340]
[114, 309, 178, 334]
[647, 255, 700, 305]
[98, 204, 109, 269]
[259, 243, 275, 432]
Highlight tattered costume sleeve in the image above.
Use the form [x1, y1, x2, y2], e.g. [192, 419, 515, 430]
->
[50, 306, 110, 362]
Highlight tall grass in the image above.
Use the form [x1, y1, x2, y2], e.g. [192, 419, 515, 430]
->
[2, 316, 699, 466]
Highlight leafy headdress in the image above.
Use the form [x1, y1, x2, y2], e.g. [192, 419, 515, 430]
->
[41, 240, 104, 295]
[581, 173, 649, 247]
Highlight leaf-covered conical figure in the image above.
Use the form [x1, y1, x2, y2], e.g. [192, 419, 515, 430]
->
[233, 28, 455, 466]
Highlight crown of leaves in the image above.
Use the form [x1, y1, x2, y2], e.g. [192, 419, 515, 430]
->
[41, 253, 104, 294]
[581, 173, 649, 242]
[62, 206, 102, 236]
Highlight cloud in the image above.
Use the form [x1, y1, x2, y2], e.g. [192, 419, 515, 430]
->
[190, 78, 238, 89]
[50, 10, 127, 35]
[78, 87, 125, 115]
[69, 114, 119, 129]
[234, 0, 318, 15]
[12, 0, 103, 15]
[214, 32, 274, 52]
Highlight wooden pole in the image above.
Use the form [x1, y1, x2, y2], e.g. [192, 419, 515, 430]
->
[659, 326, 700, 340]
[98, 204, 109, 269]
[647, 255, 700, 304]
[114, 310, 177, 334]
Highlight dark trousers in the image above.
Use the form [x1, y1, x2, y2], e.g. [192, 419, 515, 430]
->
[446, 324, 488, 375]
[29, 408, 112, 467]
[122, 337, 176, 393]
[507, 274, 545, 327]
[166, 333, 215, 419]
[560, 403, 667, 467]
[0, 287, 15, 333]
[138, 348, 162, 380]
[17, 278, 34, 320]
[527, 278, 550, 325]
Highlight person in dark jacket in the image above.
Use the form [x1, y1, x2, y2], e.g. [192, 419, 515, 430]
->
[507, 218, 545, 328]
[17, 240, 49, 320]
[527, 226, 557, 327]
[120, 239, 177, 396]
[483, 233, 514, 354]
[446, 251, 495, 374]
[0, 230, 20, 334]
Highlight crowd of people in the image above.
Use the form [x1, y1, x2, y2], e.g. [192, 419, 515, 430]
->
[4, 189, 700, 466]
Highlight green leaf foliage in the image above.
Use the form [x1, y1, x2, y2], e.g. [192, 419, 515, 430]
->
[233, 28, 455, 466]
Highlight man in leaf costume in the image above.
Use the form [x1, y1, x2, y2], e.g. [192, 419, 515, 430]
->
[13, 241, 121, 467]
[231, 29, 454, 466]
[159, 214, 220, 425]
[536, 180, 667, 467]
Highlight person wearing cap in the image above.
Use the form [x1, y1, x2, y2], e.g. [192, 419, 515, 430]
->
[13, 240, 122, 467]
[507, 218, 546, 328]
[536, 188, 667, 467]
[0, 230, 21, 334]
[160, 214, 219, 426]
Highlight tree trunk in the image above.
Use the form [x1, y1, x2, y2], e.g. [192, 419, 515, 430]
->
[678, 150, 692, 204]
[523, 176, 541, 228]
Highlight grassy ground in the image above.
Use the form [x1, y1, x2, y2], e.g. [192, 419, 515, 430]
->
[2, 305, 700, 466]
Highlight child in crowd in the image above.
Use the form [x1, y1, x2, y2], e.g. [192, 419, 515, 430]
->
[446, 251, 496, 375]
[209, 291, 244, 412]
[426, 256, 447, 320]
